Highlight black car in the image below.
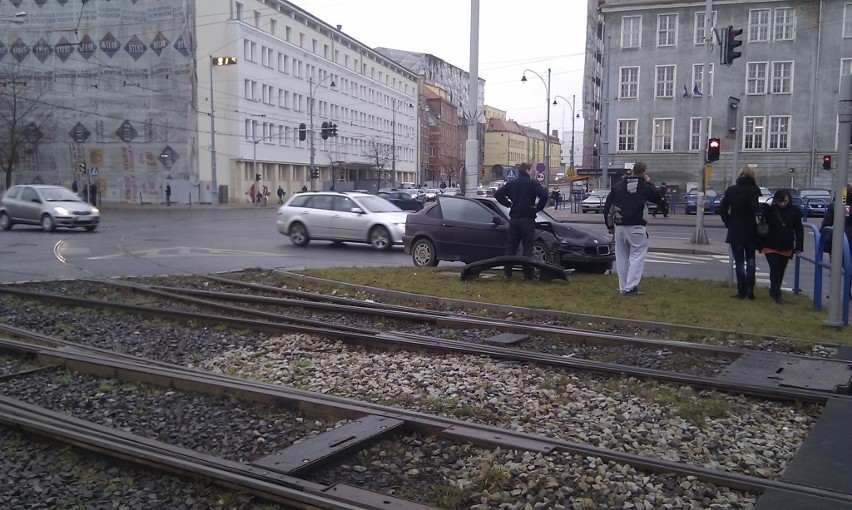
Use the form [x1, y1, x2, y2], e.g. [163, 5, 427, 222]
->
[402, 195, 614, 273]
[377, 191, 424, 212]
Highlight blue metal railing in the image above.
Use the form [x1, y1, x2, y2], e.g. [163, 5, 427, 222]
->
[792, 224, 851, 326]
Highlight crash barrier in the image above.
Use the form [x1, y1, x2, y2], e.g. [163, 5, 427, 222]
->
[792, 224, 851, 326]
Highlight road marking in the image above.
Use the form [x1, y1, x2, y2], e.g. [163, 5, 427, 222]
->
[87, 247, 287, 260]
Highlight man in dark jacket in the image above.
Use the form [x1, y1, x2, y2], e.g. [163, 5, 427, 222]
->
[494, 162, 549, 280]
[602, 162, 663, 295]
[719, 167, 761, 299]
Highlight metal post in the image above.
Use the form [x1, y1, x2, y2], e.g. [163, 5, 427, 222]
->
[825, 74, 852, 327]
[463, 0, 481, 196]
[570, 93, 576, 176]
[601, 35, 611, 189]
[545, 68, 551, 189]
[391, 98, 396, 180]
[253, 139, 258, 204]
[209, 56, 219, 205]
[309, 77, 316, 191]
[691, 0, 713, 245]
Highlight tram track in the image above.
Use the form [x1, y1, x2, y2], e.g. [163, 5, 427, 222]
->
[1, 271, 851, 508]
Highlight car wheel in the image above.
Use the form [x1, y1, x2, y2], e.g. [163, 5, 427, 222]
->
[288, 222, 310, 246]
[411, 238, 438, 267]
[531, 240, 549, 264]
[0, 212, 12, 230]
[84, 225, 97, 232]
[41, 214, 56, 232]
[369, 225, 392, 251]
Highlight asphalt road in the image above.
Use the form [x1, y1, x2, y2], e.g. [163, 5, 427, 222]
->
[0, 205, 826, 294]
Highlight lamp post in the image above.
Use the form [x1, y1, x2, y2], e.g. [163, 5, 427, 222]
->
[391, 98, 413, 185]
[308, 75, 335, 191]
[522, 68, 551, 187]
[552, 94, 577, 175]
[209, 56, 238, 205]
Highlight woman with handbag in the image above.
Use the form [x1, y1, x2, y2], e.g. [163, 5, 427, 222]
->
[720, 167, 762, 299]
[759, 189, 804, 304]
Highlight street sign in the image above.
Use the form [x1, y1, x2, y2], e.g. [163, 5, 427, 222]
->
[90, 167, 99, 176]
[536, 172, 545, 182]
[505, 168, 517, 180]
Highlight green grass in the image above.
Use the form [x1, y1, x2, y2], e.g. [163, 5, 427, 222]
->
[296, 267, 850, 346]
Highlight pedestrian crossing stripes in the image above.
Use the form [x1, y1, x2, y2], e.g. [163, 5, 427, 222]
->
[645, 253, 727, 265]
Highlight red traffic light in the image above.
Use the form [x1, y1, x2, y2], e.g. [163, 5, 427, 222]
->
[707, 138, 721, 162]
[823, 155, 832, 170]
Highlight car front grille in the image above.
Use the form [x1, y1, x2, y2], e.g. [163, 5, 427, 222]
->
[586, 245, 612, 256]
[73, 211, 92, 216]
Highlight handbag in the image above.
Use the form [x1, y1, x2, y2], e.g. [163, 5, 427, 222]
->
[756, 215, 769, 237]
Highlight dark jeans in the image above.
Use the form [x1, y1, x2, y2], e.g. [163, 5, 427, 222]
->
[505, 216, 536, 278]
[764, 252, 790, 296]
[730, 243, 756, 292]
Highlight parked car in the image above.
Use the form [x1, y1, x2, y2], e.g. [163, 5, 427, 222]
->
[0, 184, 100, 232]
[276, 191, 408, 251]
[580, 190, 610, 213]
[799, 188, 831, 201]
[684, 189, 718, 215]
[377, 190, 424, 211]
[758, 186, 774, 204]
[803, 197, 830, 217]
[402, 195, 614, 273]
[423, 188, 441, 202]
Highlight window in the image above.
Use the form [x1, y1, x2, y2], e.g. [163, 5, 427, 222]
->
[746, 63, 768, 95]
[244, 79, 256, 101]
[743, 116, 765, 150]
[261, 47, 273, 68]
[689, 118, 713, 151]
[774, 8, 795, 41]
[269, 18, 277, 36]
[440, 198, 494, 223]
[235, 2, 243, 20]
[621, 16, 642, 48]
[243, 40, 256, 62]
[771, 62, 793, 94]
[652, 119, 673, 151]
[617, 119, 637, 152]
[768, 116, 790, 150]
[262, 84, 272, 104]
[845, 3, 852, 38]
[843, 58, 852, 75]
[619, 67, 639, 99]
[278, 53, 288, 73]
[279, 89, 289, 109]
[244, 119, 254, 140]
[694, 11, 716, 45]
[748, 9, 770, 42]
[285, 26, 292, 42]
[692, 63, 714, 96]
[253, 10, 260, 27]
[657, 14, 677, 47]
[655, 65, 675, 98]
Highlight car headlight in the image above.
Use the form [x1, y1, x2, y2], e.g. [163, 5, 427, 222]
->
[53, 206, 70, 216]
[91, 207, 99, 214]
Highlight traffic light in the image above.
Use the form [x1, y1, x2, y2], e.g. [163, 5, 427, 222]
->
[298, 123, 306, 141]
[722, 26, 743, 65]
[707, 138, 721, 162]
[331, 123, 338, 137]
[321, 121, 329, 140]
[310, 169, 319, 180]
[823, 155, 832, 170]
[255, 174, 261, 182]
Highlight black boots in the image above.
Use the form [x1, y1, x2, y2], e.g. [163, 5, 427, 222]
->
[746, 279, 755, 301]
[732, 284, 746, 299]
[769, 289, 785, 304]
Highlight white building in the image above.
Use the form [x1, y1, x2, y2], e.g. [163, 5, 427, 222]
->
[0, 0, 418, 203]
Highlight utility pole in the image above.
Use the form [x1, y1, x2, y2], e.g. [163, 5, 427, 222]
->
[691, 0, 713, 245]
[463, 0, 481, 196]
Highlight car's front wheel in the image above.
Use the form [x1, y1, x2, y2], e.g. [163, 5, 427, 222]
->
[369, 225, 392, 251]
[41, 214, 56, 232]
[411, 238, 438, 267]
[0, 212, 12, 230]
[531, 240, 549, 264]
[288, 223, 310, 246]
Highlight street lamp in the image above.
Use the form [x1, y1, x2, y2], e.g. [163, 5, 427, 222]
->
[521, 68, 551, 186]
[391, 98, 413, 184]
[552, 94, 577, 175]
[308, 75, 335, 191]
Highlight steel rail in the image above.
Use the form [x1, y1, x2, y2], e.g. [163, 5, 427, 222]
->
[1, 338, 851, 506]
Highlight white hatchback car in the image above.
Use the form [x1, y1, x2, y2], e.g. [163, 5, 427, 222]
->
[276, 191, 407, 250]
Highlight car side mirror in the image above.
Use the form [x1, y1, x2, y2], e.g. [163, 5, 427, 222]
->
[351, 207, 364, 214]
[31, 198, 41, 204]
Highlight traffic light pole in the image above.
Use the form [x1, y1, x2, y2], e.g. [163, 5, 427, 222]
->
[825, 74, 852, 327]
[309, 79, 317, 192]
[691, 0, 713, 245]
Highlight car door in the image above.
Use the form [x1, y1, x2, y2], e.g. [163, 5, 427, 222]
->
[16, 186, 44, 224]
[330, 195, 367, 241]
[436, 196, 506, 262]
[302, 194, 336, 238]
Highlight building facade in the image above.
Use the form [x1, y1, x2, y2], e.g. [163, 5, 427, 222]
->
[586, 0, 852, 191]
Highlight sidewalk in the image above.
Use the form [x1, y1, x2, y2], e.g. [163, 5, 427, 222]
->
[549, 206, 730, 257]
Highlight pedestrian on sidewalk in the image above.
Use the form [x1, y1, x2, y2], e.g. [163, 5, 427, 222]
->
[758, 189, 803, 304]
[603, 161, 664, 296]
[494, 162, 549, 280]
[277, 185, 285, 204]
[719, 167, 761, 299]
[165, 183, 171, 206]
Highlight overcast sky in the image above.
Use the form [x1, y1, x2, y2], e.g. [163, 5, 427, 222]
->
[290, 0, 588, 136]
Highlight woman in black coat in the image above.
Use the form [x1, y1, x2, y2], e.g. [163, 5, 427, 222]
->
[759, 189, 804, 304]
[720, 167, 761, 299]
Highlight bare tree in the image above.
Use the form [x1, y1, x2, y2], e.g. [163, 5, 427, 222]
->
[0, 68, 52, 190]
[362, 137, 391, 189]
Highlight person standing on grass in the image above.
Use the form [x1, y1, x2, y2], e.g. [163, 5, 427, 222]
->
[494, 162, 549, 280]
[603, 161, 663, 296]
[720, 167, 761, 300]
[758, 189, 804, 304]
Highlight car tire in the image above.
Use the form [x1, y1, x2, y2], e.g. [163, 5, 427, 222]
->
[531, 240, 549, 264]
[0, 212, 11, 230]
[288, 222, 310, 246]
[411, 238, 438, 267]
[369, 225, 392, 251]
[41, 214, 56, 232]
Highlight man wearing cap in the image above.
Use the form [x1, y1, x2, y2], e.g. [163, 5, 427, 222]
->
[494, 162, 549, 280]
